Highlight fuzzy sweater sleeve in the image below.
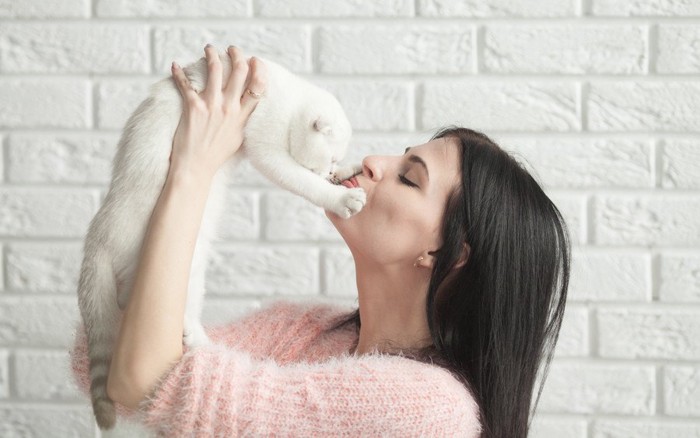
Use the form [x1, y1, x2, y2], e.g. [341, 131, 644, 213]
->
[69, 301, 482, 436]
[134, 344, 482, 437]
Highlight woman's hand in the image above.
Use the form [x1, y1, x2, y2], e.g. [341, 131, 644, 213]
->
[169, 44, 267, 181]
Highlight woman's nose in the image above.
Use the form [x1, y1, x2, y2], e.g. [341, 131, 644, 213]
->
[361, 156, 383, 181]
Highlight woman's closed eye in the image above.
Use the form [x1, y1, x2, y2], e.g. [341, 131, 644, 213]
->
[398, 174, 419, 188]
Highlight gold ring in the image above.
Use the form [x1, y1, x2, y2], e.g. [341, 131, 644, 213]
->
[246, 88, 264, 99]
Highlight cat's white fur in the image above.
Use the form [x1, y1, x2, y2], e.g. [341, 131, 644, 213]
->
[77, 51, 364, 431]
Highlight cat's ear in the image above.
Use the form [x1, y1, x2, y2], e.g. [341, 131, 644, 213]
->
[312, 116, 333, 136]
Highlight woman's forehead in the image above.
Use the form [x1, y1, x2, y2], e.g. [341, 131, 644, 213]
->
[413, 138, 462, 187]
[415, 138, 460, 168]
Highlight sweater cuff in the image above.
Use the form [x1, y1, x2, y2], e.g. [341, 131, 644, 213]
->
[135, 351, 191, 429]
[135, 342, 254, 434]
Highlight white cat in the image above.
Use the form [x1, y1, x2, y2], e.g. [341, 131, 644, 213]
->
[76, 50, 365, 431]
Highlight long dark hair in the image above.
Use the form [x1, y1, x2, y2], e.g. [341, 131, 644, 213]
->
[323, 126, 571, 438]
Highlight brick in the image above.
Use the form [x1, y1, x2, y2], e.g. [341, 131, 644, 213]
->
[537, 362, 655, 414]
[14, 350, 82, 400]
[484, 25, 646, 74]
[661, 139, 700, 188]
[264, 190, 341, 241]
[5, 243, 82, 294]
[547, 194, 585, 245]
[594, 420, 700, 437]
[528, 418, 587, 438]
[206, 245, 319, 296]
[594, 195, 700, 246]
[153, 25, 310, 74]
[0, 79, 89, 128]
[598, 309, 700, 360]
[498, 137, 653, 189]
[322, 247, 355, 297]
[258, 0, 413, 16]
[216, 191, 259, 240]
[317, 80, 413, 131]
[318, 25, 474, 74]
[342, 133, 429, 164]
[0, 350, 7, 398]
[552, 306, 589, 357]
[0, 297, 79, 347]
[568, 251, 650, 302]
[8, 134, 116, 184]
[0, 406, 94, 437]
[592, 0, 700, 16]
[97, 79, 154, 129]
[657, 25, 700, 73]
[421, 82, 579, 132]
[664, 366, 700, 416]
[97, 0, 248, 17]
[0, 24, 149, 74]
[0, 188, 97, 238]
[0, 0, 88, 17]
[588, 82, 700, 132]
[659, 252, 700, 302]
[418, 0, 575, 16]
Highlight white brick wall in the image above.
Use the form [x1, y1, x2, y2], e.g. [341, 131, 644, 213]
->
[1, 1, 699, 436]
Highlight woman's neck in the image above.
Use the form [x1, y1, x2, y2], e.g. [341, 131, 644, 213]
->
[352, 259, 433, 356]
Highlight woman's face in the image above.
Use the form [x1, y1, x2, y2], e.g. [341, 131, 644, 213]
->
[326, 137, 462, 266]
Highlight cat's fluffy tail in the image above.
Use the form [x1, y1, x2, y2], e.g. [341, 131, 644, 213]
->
[77, 244, 120, 430]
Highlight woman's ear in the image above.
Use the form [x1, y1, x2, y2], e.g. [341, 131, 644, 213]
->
[453, 242, 471, 270]
[421, 243, 470, 270]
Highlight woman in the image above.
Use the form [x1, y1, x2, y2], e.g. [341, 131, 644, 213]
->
[70, 44, 570, 437]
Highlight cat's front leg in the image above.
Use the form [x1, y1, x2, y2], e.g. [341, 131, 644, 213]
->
[248, 151, 366, 218]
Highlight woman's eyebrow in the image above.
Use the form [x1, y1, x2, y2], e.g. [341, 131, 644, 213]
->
[404, 146, 430, 181]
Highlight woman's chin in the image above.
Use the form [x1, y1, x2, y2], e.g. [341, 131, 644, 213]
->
[324, 208, 354, 236]
[323, 208, 337, 221]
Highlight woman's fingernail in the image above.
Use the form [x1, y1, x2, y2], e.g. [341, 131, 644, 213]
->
[205, 43, 212, 49]
[171, 61, 178, 69]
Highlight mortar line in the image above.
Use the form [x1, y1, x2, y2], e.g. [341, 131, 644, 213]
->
[651, 251, 660, 302]
[655, 137, 664, 189]
[1, 134, 7, 183]
[648, 23, 659, 75]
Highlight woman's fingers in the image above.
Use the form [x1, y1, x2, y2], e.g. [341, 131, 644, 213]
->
[223, 46, 249, 106]
[172, 43, 265, 119]
[171, 62, 199, 103]
[240, 56, 267, 117]
[203, 44, 222, 101]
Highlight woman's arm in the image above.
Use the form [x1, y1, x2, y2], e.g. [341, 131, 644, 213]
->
[106, 44, 267, 409]
[107, 171, 212, 409]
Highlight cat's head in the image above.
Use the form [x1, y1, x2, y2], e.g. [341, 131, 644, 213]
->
[289, 100, 353, 177]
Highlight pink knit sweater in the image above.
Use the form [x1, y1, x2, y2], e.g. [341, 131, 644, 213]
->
[69, 299, 482, 437]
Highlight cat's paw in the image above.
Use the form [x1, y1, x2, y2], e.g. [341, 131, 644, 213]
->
[328, 163, 362, 185]
[183, 325, 214, 349]
[331, 187, 366, 218]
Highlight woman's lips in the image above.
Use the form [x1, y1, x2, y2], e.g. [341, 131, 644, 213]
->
[340, 176, 359, 189]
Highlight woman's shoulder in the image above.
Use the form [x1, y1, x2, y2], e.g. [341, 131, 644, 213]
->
[350, 352, 483, 435]
[204, 299, 356, 359]
[236, 298, 354, 328]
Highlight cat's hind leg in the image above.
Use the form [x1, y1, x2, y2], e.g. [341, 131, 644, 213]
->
[77, 247, 121, 430]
